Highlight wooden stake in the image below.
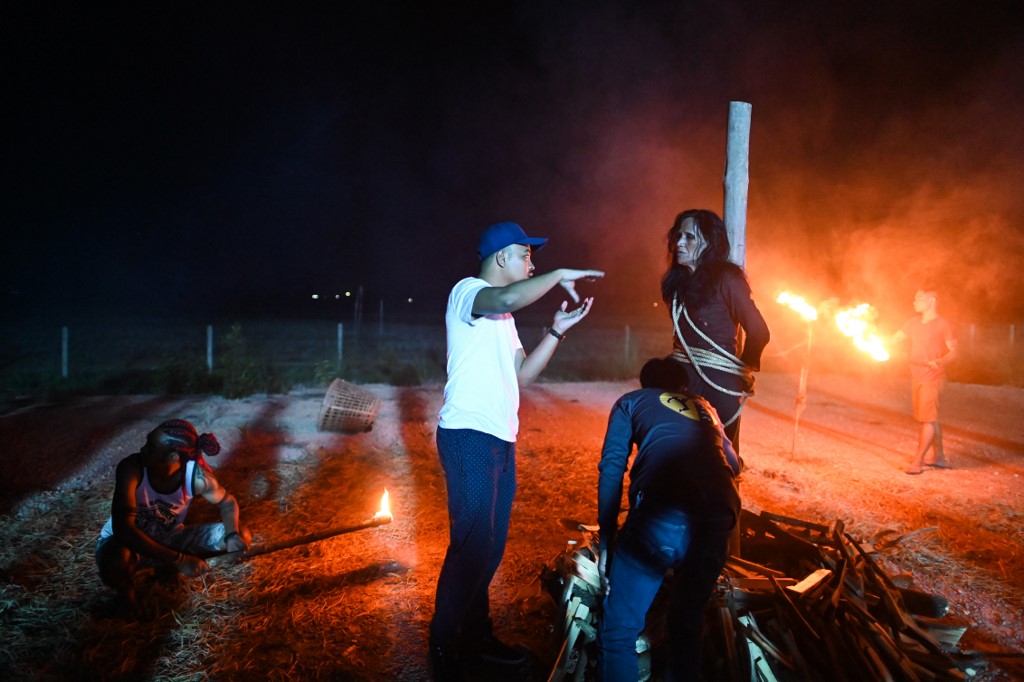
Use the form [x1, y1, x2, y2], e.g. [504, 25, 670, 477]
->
[792, 324, 813, 454]
[724, 101, 752, 269]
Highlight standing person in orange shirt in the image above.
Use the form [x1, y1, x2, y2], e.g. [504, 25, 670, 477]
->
[892, 288, 958, 474]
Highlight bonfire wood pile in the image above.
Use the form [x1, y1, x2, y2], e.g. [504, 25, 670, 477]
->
[539, 509, 973, 682]
[717, 509, 966, 681]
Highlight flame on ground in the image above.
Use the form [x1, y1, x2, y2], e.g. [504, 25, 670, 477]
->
[777, 291, 819, 321]
[375, 489, 392, 521]
[835, 304, 890, 361]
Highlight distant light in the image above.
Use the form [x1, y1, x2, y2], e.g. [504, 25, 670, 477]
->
[345, 291, 352, 297]
[311, 294, 320, 300]
[334, 294, 341, 300]
[407, 298, 413, 303]
[653, 302, 659, 307]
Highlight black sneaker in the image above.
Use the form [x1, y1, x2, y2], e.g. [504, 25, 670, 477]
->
[429, 641, 466, 681]
[461, 633, 528, 666]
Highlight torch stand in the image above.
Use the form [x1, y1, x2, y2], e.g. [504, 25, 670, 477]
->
[791, 323, 813, 455]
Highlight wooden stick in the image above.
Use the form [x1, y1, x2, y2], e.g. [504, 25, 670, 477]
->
[207, 514, 392, 567]
[792, 324, 813, 454]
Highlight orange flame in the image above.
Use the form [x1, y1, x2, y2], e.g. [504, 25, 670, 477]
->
[776, 291, 818, 321]
[374, 489, 392, 521]
[834, 304, 890, 361]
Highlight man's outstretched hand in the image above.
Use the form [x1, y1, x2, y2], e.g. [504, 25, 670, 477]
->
[558, 269, 604, 303]
[552, 297, 594, 333]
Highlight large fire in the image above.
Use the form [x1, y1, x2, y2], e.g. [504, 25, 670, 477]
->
[776, 291, 889, 362]
[776, 291, 818, 321]
[834, 303, 890, 362]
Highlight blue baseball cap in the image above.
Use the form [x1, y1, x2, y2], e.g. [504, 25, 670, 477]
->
[476, 221, 548, 260]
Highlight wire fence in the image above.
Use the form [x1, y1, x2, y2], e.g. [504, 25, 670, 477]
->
[3, 316, 1022, 400]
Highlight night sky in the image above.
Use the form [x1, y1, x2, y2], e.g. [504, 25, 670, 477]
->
[4, 1, 1023, 329]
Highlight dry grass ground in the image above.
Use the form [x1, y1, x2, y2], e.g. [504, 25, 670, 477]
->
[1, 370, 1022, 680]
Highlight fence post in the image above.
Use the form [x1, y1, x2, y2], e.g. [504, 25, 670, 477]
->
[354, 286, 363, 329]
[1010, 324, 1017, 385]
[207, 325, 214, 374]
[337, 322, 344, 372]
[61, 326, 69, 379]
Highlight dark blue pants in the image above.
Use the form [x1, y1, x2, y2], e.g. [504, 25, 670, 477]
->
[598, 507, 734, 682]
[430, 427, 517, 646]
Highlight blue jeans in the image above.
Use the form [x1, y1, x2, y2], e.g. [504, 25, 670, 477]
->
[430, 427, 517, 646]
[598, 507, 734, 682]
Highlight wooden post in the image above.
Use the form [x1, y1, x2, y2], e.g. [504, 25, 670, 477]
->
[354, 285, 364, 329]
[724, 101, 752, 269]
[206, 325, 214, 374]
[337, 323, 344, 371]
[792, 324, 813, 455]
[61, 326, 69, 379]
[724, 101, 752, 381]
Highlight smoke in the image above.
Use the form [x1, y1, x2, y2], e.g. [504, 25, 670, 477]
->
[477, 1, 1024, 329]
[5, 2, 1022, 327]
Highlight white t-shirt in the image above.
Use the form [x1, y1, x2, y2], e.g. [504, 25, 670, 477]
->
[438, 277, 523, 442]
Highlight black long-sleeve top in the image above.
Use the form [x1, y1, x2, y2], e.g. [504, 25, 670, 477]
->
[672, 267, 770, 371]
[597, 388, 741, 551]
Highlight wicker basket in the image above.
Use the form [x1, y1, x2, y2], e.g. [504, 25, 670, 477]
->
[317, 379, 381, 433]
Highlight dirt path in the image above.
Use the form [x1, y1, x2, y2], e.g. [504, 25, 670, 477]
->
[1, 371, 1022, 680]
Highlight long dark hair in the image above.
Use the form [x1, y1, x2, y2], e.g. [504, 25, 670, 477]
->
[660, 209, 743, 308]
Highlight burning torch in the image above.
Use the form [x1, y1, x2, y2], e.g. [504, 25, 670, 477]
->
[776, 292, 891, 454]
[207, 489, 393, 568]
[834, 303, 890, 361]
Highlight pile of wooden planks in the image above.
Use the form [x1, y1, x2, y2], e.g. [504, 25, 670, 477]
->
[541, 509, 977, 681]
[711, 509, 967, 681]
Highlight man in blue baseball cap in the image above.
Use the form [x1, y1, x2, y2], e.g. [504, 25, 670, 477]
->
[475, 221, 549, 260]
[429, 221, 604, 680]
